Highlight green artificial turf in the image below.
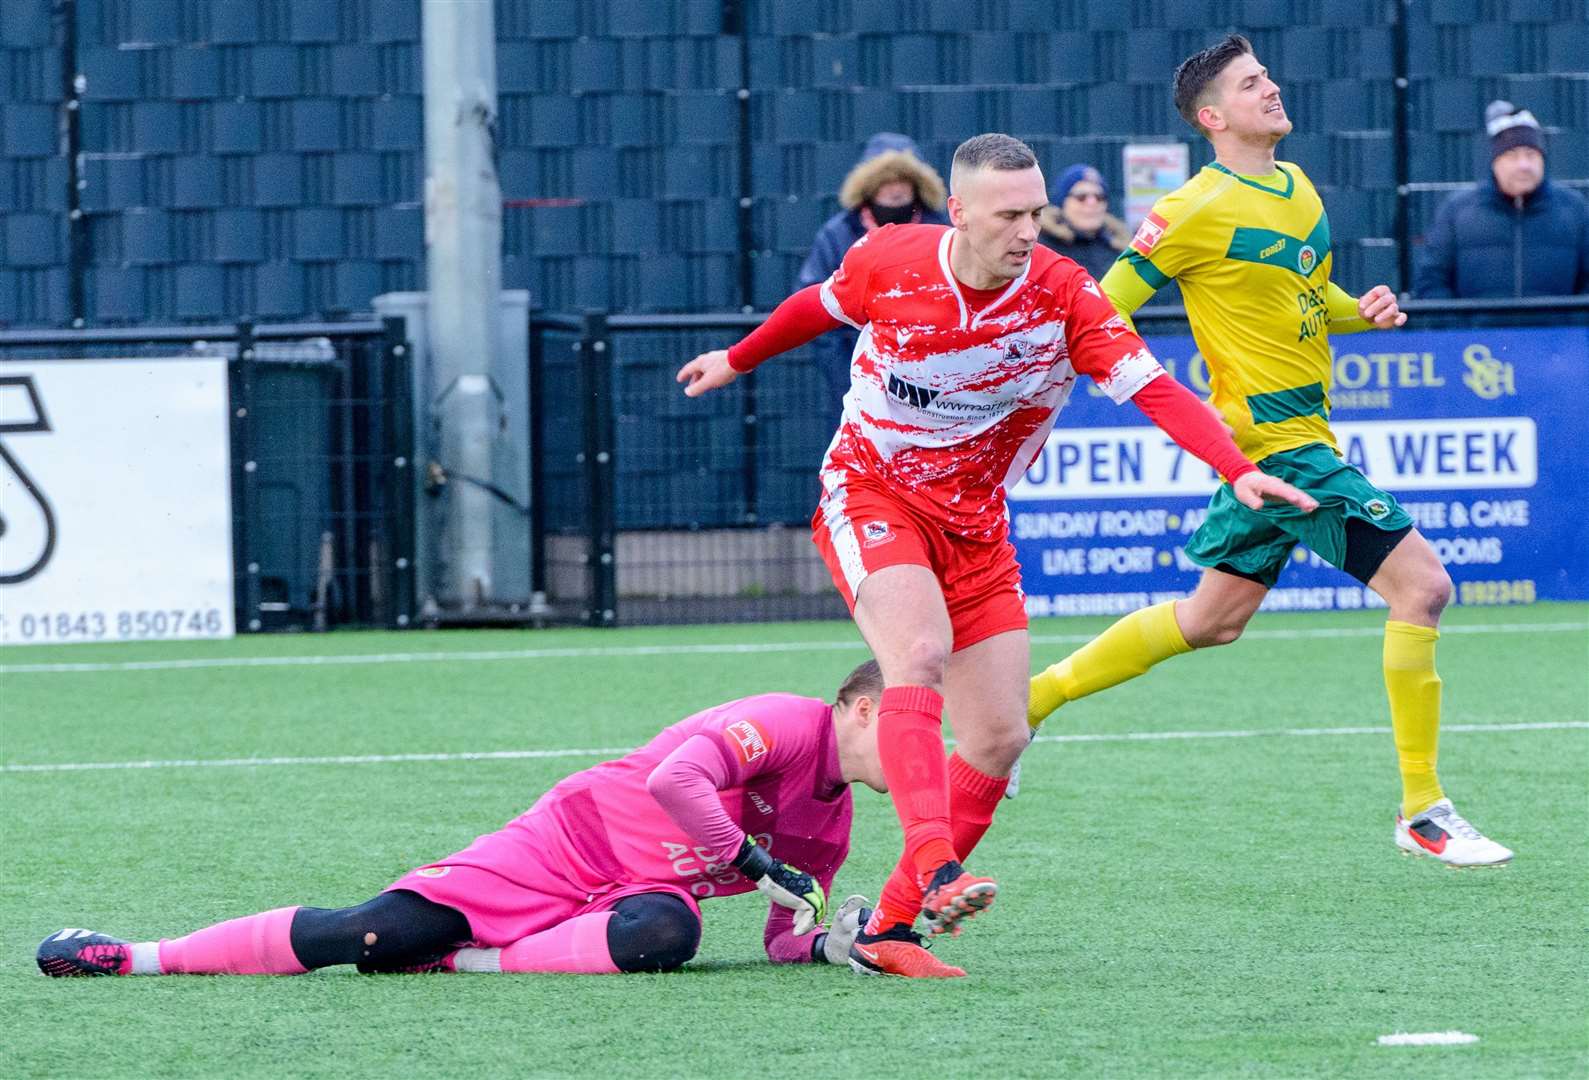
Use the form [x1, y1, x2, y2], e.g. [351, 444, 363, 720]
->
[2, 604, 1586, 1079]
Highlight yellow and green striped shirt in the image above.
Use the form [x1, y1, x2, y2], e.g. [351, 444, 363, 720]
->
[1099, 161, 1370, 462]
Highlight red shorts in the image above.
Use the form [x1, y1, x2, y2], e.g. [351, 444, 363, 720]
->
[811, 475, 1028, 651]
[385, 811, 700, 948]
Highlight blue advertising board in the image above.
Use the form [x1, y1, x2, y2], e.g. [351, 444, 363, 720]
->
[1009, 326, 1589, 615]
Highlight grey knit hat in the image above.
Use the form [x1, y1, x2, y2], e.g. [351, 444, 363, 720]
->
[1486, 100, 1544, 159]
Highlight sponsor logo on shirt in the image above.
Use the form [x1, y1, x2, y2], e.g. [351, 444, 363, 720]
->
[1130, 212, 1168, 256]
[748, 791, 775, 816]
[1101, 314, 1130, 341]
[887, 373, 941, 409]
[725, 719, 771, 765]
[862, 519, 894, 547]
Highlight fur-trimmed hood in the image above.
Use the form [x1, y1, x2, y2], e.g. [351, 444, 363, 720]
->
[839, 150, 948, 212]
[1038, 206, 1130, 250]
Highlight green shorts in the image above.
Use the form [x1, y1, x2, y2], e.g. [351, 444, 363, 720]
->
[1184, 442, 1414, 588]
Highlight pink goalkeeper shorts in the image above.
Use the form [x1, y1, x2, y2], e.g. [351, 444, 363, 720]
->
[384, 809, 700, 948]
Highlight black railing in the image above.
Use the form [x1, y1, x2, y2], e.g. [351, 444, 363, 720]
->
[531, 296, 1589, 627]
[0, 319, 416, 632]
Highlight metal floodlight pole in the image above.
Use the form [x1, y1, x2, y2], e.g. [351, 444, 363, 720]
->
[421, 0, 502, 609]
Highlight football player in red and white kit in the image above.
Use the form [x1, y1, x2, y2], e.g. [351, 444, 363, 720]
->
[677, 134, 1315, 978]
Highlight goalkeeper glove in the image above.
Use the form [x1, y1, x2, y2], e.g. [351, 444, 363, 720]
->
[733, 834, 826, 934]
[813, 894, 873, 966]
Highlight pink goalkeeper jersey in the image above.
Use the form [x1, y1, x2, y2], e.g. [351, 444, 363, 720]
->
[525, 693, 852, 952]
[818, 223, 1165, 541]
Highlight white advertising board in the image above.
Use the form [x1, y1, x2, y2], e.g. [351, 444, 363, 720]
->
[0, 358, 235, 645]
[1123, 143, 1190, 230]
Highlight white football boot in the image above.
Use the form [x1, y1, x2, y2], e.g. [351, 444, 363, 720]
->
[1395, 798, 1513, 867]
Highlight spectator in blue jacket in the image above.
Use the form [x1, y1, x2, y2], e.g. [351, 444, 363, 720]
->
[1414, 101, 1589, 298]
[797, 133, 948, 434]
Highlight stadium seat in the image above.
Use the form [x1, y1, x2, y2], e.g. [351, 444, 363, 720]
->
[5, 212, 59, 266]
[214, 208, 265, 263]
[371, 97, 421, 150]
[252, 46, 300, 98]
[1, 0, 50, 47]
[1547, 23, 1589, 75]
[851, 90, 905, 143]
[252, 154, 304, 206]
[171, 157, 223, 208]
[209, 100, 263, 154]
[333, 260, 380, 312]
[293, 207, 343, 260]
[671, 91, 737, 144]
[1468, 25, 1519, 78]
[571, 39, 622, 93]
[175, 264, 224, 319]
[90, 265, 145, 321]
[288, 0, 339, 43]
[120, 209, 173, 264]
[1549, 131, 1589, 181]
[332, 153, 382, 206]
[288, 99, 340, 152]
[79, 46, 142, 100]
[1427, 0, 1480, 23]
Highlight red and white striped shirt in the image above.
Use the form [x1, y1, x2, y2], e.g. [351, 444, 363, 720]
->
[816, 223, 1164, 541]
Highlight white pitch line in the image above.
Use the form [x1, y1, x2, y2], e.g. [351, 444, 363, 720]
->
[1377, 1031, 1479, 1047]
[1, 621, 1583, 675]
[3, 721, 1582, 775]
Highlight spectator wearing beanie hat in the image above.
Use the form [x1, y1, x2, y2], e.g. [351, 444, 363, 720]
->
[797, 133, 950, 435]
[1036, 164, 1131, 281]
[1413, 101, 1589, 298]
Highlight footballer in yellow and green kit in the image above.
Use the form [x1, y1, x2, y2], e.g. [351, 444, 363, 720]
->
[1022, 33, 1511, 869]
[1099, 160, 1413, 588]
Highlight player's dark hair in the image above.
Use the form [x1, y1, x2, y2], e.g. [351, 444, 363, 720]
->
[1173, 33, 1254, 135]
[951, 133, 1038, 182]
[835, 659, 884, 708]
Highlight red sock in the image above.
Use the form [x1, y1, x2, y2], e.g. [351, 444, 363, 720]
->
[877, 686, 956, 879]
[947, 751, 1008, 858]
[868, 752, 1007, 933]
[157, 906, 307, 975]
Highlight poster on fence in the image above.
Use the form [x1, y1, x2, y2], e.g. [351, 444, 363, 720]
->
[1009, 326, 1589, 615]
[0, 358, 235, 645]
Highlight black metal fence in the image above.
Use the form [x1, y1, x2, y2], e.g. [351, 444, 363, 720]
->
[0, 320, 415, 632]
[532, 295, 1589, 628]
[531, 311, 847, 627]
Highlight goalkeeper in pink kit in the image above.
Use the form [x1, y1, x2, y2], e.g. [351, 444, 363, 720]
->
[37, 662, 886, 978]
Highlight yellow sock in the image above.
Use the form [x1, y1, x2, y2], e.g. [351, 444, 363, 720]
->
[1384, 620, 1445, 817]
[1028, 601, 1192, 729]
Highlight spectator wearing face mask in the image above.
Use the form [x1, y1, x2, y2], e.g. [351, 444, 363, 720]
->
[1036, 164, 1131, 282]
[797, 133, 949, 433]
[1413, 101, 1589, 298]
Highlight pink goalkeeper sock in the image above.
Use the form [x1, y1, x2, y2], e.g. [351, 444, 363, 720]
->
[156, 906, 307, 975]
[453, 911, 619, 974]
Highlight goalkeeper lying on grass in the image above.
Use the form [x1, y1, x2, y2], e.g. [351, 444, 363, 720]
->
[38, 662, 889, 979]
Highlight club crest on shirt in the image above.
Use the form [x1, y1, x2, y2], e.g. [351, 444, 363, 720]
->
[1297, 244, 1318, 275]
[1130, 212, 1168, 256]
[1364, 498, 1390, 519]
[415, 866, 451, 878]
[862, 520, 894, 547]
[725, 719, 771, 765]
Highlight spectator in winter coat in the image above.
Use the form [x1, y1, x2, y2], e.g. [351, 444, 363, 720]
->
[797, 133, 949, 434]
[1036, 164, 1131, 281]
[1413, 101, 1589, 299]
